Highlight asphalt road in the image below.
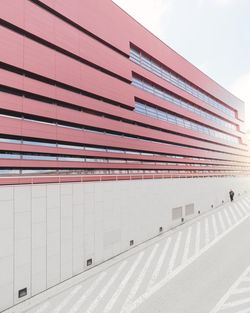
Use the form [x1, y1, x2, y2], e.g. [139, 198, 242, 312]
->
[7, 195, 250, 313]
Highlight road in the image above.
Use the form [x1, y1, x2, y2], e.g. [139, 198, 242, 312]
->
[7, 194, 250, 313]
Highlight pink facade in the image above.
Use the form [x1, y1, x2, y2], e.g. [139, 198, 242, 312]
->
[0, 0, 249, 183]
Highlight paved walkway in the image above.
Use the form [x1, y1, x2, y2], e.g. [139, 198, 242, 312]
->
[7, 194, 250, 313]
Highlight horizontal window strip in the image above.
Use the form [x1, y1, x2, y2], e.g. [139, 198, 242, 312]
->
[132, 75, 237, 133]
[130, 46, 235, 118]
[0, 111, 246, 159]
[134, 101, 239, 145]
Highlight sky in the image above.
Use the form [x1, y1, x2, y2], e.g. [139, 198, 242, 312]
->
[113, 0, 250, 130]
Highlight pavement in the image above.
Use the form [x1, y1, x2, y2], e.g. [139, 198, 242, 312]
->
[6, 194, 250, 313]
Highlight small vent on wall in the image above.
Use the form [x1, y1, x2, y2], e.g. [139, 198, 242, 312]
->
[87, 259, 92, 266]
[172, 207, 182, 220]
[18, 288, 27, 298]
[185, 203, 194, 216]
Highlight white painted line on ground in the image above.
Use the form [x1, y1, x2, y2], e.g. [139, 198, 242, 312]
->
[238, 202, 248, 214]
[182, 226, 192, 263]
[147, 237, 172, 289]
[121, 244, 159, 313]
[232, 287, 250, 294]
[205, 218, 210, 245]
[242, 199, 250, 209]
[232, 203, 243, 219]
[236, 203, 245, 217]
[221, 296, 250, 309]
[51, 285, 82, 313]
[195, 222, 201, 255]
[85, 261, 127, 313]
[208, 266, 250, 313]
[212, 214, 218, 237]
[126, 204, 250, 313]
[229, 205, 240, 223]
[224, 209, 233, 227]
[218, 211, 226, 232]
[103, 251, 144, 313]
[33, 302, 50, 313]
[68, 273, 106, 313]
[166, 231, 182, 274]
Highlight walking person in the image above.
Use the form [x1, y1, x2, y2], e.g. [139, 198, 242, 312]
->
[229, 189, 234, 202]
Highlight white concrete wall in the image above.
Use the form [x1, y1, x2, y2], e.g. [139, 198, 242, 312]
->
[0, 176, 250, 310]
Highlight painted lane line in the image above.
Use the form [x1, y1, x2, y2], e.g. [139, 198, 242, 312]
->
[238, 202, 248, 214]
[224, 208, 234, 226]
[121, 245, 159, 313]
[208, 266, 250, 313]
[51, 285, 82, 313]
[195, 222, 201, 255]
[204, 218, 210, 245]
[126, 210, 250, 313]
[221, 296, 250, 309]
[232, 287, 250, 294]
[103, 251, 145, 313]
[212, 214, 218, 237]
[68, 273, 106, 313]
[166, 231, 182, 274]
[229, 205, 241, 223]
[147, 237, 172, 289]
[85, 261, 127, 313]
[218, 211, 226, 232]
[34, 302, 50, 313]
[182, 227, 192, 263]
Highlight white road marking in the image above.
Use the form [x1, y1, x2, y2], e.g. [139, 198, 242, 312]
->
[218, 212, 226, 231]
[229, 205, 239, 223]
[204, 218, 210, 244]
[212, 214, 218, 237]
[103, 251, 144, 313]
[68, 273, 106, 313]
[166, 232, 182, 274]
[147, 237, 172, 289]
[51, 285, 82, 313]
[121, 245, 159, 313]
[238, 202, 248, 214]
[221, 296, 250, 309]
[182, 226, 192, 263]
[208, 266, 250, 313]
[34, 303, 50, 313]
[235, 203, 245, 217]
[224, 209, 233, 227]
[85, 261, 127, 313]
[242, 199, 250, 209]
[126, 208, 250, 313]
[232, 203, 243, 219]
[232, 287, 250, 294]
[195, 222, 201, 255]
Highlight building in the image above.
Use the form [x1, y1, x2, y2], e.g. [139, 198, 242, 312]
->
[0, 0, 250, 310]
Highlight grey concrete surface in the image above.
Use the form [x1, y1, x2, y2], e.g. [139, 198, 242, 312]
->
[5, 195, 250, 313]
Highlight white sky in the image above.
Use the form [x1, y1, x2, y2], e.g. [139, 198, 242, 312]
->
[113, 0, 250, 130]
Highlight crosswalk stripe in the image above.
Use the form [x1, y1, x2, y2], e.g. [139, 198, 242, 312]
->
[232, 287, 250, 294]
[68, 273, 107, 313]
[51, 285, 82, 313]
[208, 266, 250, 313]
[121, 244, 159, 313]
[221, 296, 250, 309]
[182, 226, 192, 263]
[236, 203, 245, 217]
[212, 214, 218, 237]
[85, 261, 127, 313]
[195, 221, 201, 255]
[147, 237, 172, 289]
[103, 251, 144, 313]
[167, 232, 182, 274]
[238, 202, 248, 214]
[218, 212, 226, 232]
[204, 218, 210, 244]
[223, 209, 232, 227]
[242, 199, 250, 210]
[229, 206, 239, 223]
[233, 203, 243, 219]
